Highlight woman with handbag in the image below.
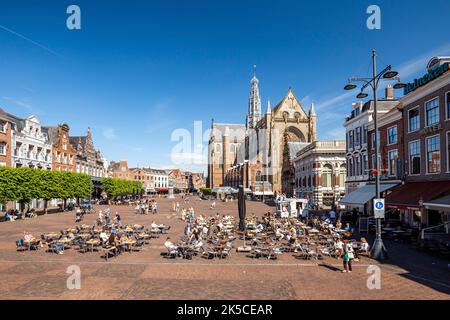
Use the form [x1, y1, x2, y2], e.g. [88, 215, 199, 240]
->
[342, 240, 354, 273]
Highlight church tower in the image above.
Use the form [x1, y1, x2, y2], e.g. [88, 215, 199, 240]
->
[246, 66, 261, 129]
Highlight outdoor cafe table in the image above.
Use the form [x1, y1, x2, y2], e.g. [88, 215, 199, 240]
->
[24, 238, 40, 251]
[124, 240, 136, 253]
[86, 239, 100, 252]
[79, 233, 90, 239]
[43, 233, 59, 241]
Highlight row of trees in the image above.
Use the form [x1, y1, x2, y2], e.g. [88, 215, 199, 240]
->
[100, 177, 143, 199]
[0, 167, 143, 212]
[0, 167, 91, 211]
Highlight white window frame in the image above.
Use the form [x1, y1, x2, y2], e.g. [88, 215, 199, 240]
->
[447, 131, 450, 173]
[424, 96, 440, 127]
[388, 149, 398, 177]
[446, 91, 450, 121]
[408, 140, 421, 176]
[0, 143, 6, 156]
[408, 106, 421, 133]
[425, 134, 441, 175]
[387, 125, 398, 146]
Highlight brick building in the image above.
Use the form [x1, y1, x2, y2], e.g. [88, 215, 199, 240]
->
[0, 108, 13, 167]
[43, 124, 76, 172]
[367, 105, 404, 183]
[109, 160, 133, 180]
[386, 56, 450, 228]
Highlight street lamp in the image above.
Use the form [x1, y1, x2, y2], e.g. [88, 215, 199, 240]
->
[343, 49, 404, 260]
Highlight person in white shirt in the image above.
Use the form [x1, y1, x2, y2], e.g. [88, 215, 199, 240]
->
[202, 226, 209, 238]
[334, 239, 344, 258]
[99, 231, 109, 244]
[150, 221, 160, 232]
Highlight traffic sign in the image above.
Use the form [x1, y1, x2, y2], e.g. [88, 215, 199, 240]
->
[373, 198, 385, 219]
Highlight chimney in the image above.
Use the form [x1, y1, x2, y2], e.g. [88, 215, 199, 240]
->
[385, 84, 394, 100]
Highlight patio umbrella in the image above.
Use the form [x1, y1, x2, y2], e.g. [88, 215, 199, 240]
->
[238, 185, 246, 231]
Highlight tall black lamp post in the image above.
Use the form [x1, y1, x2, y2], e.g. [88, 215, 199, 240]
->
[343, 49, 406, 260]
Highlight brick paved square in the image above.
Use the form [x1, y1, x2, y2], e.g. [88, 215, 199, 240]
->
[0, 197, 448, 300]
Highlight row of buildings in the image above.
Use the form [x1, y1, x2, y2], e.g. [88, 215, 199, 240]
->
[207, 73, 347, 207]
[0, 111, 107, 176]
[0, 109, 108, 211]
[340, 56, 450, 229]
[0, 108, 206, 211]
[108, 160, 205, 195]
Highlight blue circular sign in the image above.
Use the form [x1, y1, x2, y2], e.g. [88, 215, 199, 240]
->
[375, 201, 384, 209]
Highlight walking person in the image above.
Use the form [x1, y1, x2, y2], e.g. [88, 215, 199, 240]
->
[342, 240, 355, 273]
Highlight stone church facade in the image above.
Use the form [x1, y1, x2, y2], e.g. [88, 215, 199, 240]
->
[207, 73, 317, 196]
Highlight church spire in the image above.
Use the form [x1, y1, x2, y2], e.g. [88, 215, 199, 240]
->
[309, 102, 316, 116]
[247, 65, 261, 129]
[266, 99, 271, 114]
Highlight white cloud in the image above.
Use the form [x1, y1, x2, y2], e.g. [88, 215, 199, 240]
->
[2, 96, 34, 111]
[398, 42, 450, 80]
[315, 91, 354, 112]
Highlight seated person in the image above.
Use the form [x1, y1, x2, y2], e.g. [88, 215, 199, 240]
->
[275, 227, 284, 241]
[107, 233, 116, 247]
[99, 231, 109, 244]
[150, 221, 160, 232]
[193, 239, 205, 253]
[358, 237, 370, 256]
[164, 237, 182, 256]
[23, 230, 34, 243]
[5, 211, 15, 221]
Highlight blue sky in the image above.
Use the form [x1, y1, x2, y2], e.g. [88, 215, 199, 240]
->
[1, 0, 450, 173]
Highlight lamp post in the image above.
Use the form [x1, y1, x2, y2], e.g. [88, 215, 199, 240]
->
[344, 49, 405, 260]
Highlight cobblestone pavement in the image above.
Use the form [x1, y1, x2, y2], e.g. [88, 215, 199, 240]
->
[0, 196, 449, 300]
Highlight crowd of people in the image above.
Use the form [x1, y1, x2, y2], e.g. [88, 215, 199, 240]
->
[135, 200, 158, 215]
[3, 208, 37, 221]
[15, 206, 170, 260]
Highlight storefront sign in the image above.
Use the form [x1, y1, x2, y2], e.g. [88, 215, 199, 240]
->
[404, 62, 450, 95]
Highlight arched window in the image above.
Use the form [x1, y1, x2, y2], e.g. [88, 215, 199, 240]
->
[322, 164, 333, 188]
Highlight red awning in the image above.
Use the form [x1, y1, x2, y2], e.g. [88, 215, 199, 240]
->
[385, 181, 450, 209]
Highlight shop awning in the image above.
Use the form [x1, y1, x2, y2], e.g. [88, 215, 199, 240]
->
[339, 183, 398, 206]
[385, 181, 450, 210]
[423, 194, 450, 211]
